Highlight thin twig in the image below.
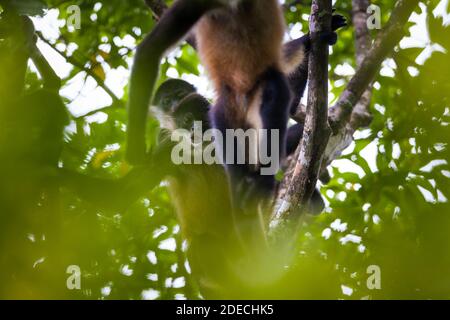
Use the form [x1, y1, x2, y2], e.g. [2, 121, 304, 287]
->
[36, 32, 121, 103]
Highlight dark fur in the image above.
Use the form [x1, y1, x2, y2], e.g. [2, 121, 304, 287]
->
[127, 0, 346, 210]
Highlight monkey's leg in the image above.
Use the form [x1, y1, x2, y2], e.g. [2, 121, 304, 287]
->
[284, 14, 347, 115]
[208, 96, 267, 253]
[208, 95, 247, 206]
[258, 67, 292, 180]
[127, 0, 223, 164]
[286, 123, 304, 156]
[212, 68, 291, 207]
[283, 35, 311, 115]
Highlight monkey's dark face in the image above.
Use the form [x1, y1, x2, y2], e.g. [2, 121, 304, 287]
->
[152, 79, 211, 133]
[153, 79, 197, 114]
[172, 93, 211, 132]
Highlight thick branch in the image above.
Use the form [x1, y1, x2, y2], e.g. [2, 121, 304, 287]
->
[275, 0, 333, 221]
[350, 0, 373, 130]
[274, 0, 421, 224]
[58, 139, 173, 211]
[329, 0, 420, 132]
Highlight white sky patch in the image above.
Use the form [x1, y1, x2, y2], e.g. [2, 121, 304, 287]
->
[360, 140, 379, 173]
[437, 190, 448, 203]
[420, 159, 447, 173]
[147, 273, 158, 281]
[339, 234, 362, 245]
[147, 251, 157, 265]
[372, 214, 381, 225]
[153, 225, 168, 239]
[120, 264, 133, 276]
[322, 228, 332, 240]
[354, 129, 373, 140]
[408, 66, 420, 77]
[185, 261, 191, 274]
[330, 219, 348, 232]
[85, 112, 108, 124]
[60, 74, 114, 116]
[331, 159, 366, 179]
[172, 277, 186, 289]
[442, 170, 450, 178]
[417, 185, 437, 203]
[288, 22, 305, 39]
[175, 294, 187, 300]
[401, 2, 449, 65]
[335, 63, 355, 77]
[341, 285, 354, 296]
[32, 9, 63, 40]
[380, 58, 396, 78]
[392, 142, 401, 159]
[158, 238, 177, 251]
[166, 67, 179, 78]
[182, 67, 215, 99]
[142, 289, 160, 300]
[101, 286, 111, 296]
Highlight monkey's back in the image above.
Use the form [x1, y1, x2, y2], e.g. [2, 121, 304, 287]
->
[196, 0, 285, 95]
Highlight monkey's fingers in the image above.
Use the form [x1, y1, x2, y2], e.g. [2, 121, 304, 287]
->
[332, 14, 347, 31]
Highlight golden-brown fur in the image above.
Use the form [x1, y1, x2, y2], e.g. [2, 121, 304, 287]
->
[195, 0, 286, 95]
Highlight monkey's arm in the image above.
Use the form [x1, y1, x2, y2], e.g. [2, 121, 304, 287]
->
[283, 35, 311, 115]
[284, 14, 347, 115]
[127, 0, 222, 164]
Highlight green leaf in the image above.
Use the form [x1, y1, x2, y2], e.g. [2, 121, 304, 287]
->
[3, 0, 47, 16]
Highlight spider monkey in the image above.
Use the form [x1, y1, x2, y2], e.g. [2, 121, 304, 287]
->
[127, 0, 346, 211]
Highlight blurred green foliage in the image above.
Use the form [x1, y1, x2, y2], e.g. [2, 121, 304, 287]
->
[0, 0, 449, 299]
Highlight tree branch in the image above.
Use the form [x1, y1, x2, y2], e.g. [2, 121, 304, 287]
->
[143, 0, 197, 48]
[36, 32, 121, 103]
[58, 138, 173, 211]
[274, 0, 333, 221]
[29, 43, 62, 92]
[318, 0, 420, 175]
[349, 0, 373, 130]
[329, 0, 420, 132]
[273, 0, 421, 224]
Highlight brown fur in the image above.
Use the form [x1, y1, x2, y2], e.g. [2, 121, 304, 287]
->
[195, 0, 286, 95]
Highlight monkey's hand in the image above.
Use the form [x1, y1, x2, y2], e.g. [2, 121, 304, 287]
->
[332, 14, 347, 32]
[320, 14, 347, 46]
